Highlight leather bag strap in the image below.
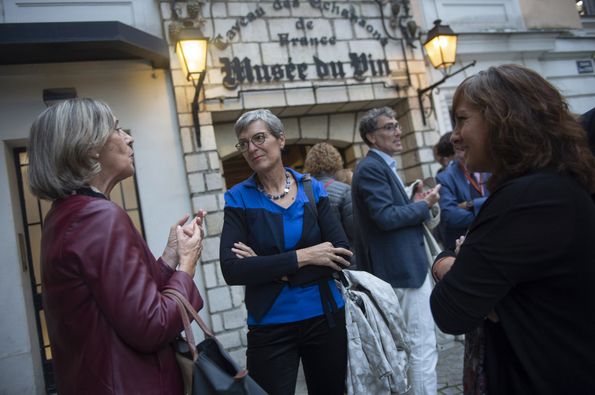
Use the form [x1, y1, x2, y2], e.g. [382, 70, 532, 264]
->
[302, 173, 317, 220]
[168, 291, 199, 360]
[164, 289, 214, 337]
[164, 290, 252, 380]
[163, 289, 216, 358]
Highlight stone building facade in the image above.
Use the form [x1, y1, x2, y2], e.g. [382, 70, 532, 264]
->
[159, 0, 440, 365]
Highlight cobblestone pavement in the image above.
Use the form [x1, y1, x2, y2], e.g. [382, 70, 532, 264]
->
[436, 336, 464, 395]
[295, 335, 464, 394]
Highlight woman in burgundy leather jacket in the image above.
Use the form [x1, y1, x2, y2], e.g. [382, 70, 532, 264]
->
[28, 98, 206, 395]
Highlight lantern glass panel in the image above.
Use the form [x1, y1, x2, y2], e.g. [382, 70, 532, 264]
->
[424, 34, 457, 69]
[176, 39, 208, 81]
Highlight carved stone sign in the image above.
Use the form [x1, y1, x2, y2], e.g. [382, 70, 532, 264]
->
[212, 1, 393, 89]
[220, 53, 391, 89]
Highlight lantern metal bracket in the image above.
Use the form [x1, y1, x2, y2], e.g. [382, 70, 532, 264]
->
[417, 60, 476, 125]
[191, 70, 206, 147]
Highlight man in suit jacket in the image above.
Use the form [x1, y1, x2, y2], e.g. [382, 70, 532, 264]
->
[352, 107, 441, 395]
[435, 133, 490, 250]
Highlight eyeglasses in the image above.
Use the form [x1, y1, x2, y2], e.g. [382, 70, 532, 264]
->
[235, 132, 270, 152]
[375, 122, 400, 133]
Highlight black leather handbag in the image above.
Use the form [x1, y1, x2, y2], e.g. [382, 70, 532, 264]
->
[163, 289, 268, 395]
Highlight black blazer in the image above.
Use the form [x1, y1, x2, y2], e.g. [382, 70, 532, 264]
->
[431, 170, 595, 393]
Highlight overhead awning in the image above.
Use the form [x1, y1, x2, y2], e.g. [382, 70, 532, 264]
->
[0, 21, 169, 68]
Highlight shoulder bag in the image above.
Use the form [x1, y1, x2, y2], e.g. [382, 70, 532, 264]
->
[163, 289, 267, 395]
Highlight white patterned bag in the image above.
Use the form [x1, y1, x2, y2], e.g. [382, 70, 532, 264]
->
[340, 270, 411, 394]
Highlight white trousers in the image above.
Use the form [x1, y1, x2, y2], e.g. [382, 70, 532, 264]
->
[394, 273, 438, 395]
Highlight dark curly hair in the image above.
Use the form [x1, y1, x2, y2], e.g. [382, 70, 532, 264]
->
[453, 64, 595, 193]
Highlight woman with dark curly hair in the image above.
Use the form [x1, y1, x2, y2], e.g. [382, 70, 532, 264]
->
[304, 142, 354, 246]
[430, 64, 595, 393]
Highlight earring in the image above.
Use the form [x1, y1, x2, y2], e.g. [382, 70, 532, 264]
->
[95, 153, 100, 158]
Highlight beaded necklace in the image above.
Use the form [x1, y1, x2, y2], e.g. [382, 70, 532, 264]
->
[257, 171, 291, 200]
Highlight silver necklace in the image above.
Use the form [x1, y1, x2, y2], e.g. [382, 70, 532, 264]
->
[258, 171, 291, 200]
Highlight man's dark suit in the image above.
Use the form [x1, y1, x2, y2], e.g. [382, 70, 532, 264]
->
[352, 150, 431, 288]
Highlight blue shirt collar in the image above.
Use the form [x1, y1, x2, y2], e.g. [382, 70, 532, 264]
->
[370, 148, 397, 170]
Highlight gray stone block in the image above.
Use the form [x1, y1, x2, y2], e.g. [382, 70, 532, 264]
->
[223, 308, 247, 330]
[202, 262, 218, 288]
[192, 194, 218, 213]
[188, 172, 206, 193]
[205, 211, 224, 236]
[201, 236, 221, 262]
[185, 153, 209, 172]
[205, 172, 224, 191]
[230, 286, 245, 307]
[207, 287, 233, 312]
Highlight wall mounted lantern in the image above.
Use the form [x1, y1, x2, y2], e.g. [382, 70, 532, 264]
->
[423, 19, 457, 70]
[418, 20, 476, 125]
[175, 29, 209, 147]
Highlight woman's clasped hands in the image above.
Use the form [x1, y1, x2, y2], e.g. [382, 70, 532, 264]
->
[296, 242, 352, 271]
[161, 210, 207, 277]
[233, 241, 352, 272]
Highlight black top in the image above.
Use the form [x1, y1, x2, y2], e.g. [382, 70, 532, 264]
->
[581, 107, 595, 156]
[431, 170, 595, 394]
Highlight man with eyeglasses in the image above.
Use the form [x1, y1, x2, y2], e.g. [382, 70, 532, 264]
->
[352, 107, 441, 395]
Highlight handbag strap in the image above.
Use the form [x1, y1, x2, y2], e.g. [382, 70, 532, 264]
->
[163, 289, 215, 358]
[163, 290, 252, 381]
[302, 173, 317, 220]
[168, 291, 199, 360]
[164, 289, 214, 337]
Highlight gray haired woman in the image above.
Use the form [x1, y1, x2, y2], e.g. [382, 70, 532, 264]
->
[29, 98, 206, 395]
[219, 109, 352, 395]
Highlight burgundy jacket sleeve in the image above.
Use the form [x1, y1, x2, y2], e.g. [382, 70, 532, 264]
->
[63, 199, 202, 353]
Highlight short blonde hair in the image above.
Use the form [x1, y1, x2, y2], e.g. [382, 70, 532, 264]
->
[304, 142, 344, 177]
[28, 98, 116, 200]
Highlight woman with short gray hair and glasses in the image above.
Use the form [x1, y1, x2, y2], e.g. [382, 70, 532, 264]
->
[219, 108, 352, 395]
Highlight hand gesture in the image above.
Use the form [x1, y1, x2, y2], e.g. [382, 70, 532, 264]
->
[161, 214, 191, 269]
[413, 181, 425, 202]
[177, 218, 205, 277]
[423, 184, 441, 208]
[296, 242, 352, 271]
[161, 211, 207, 270]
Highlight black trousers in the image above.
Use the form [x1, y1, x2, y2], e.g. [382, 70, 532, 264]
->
[246, 308, 347, 395]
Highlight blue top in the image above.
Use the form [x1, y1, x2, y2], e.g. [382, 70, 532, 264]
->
[435, 160, 489, 250]
[220, 168, 345, 325]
